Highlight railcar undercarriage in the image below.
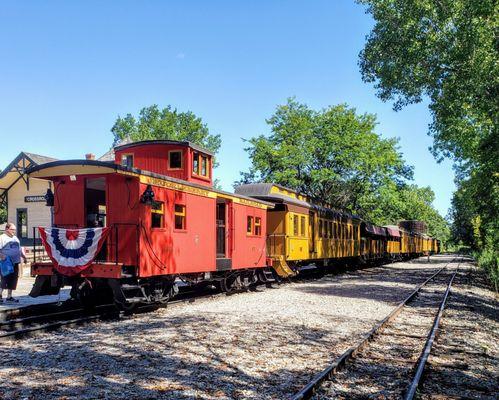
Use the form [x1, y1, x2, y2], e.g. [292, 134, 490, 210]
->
[30, 266, 281, 310]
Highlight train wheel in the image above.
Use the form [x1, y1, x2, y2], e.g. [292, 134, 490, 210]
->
[220, 274, 241, 293]
[114, 299, 139, 313]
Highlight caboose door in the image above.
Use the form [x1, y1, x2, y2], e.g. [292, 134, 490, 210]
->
[216, 202, 226, 258]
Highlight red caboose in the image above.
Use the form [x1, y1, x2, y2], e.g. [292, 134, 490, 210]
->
[29, 140, 272, 307]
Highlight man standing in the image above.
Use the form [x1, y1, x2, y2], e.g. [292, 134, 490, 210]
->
[0, 222, 27, 303]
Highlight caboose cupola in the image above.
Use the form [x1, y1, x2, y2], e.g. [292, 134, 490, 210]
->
[113, 140, 214, 187]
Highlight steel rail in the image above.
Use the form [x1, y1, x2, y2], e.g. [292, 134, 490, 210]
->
[0, 300, 71, 322]
[290, 256, 458, 400]
[0, 311, 120, 340]
[404, 265, 459, 400]
[0, 289, 228, 341]
[0, 303, 118, 331]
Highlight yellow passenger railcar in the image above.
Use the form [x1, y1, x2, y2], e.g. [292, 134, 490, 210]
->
[236, 183, 361, 277]
[236, 184, 440, 276]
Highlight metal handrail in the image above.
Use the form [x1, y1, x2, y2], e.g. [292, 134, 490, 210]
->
[32, 223, 140, 266]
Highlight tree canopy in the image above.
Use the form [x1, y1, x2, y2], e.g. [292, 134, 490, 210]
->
[358, 0, 497, 170]
[237, 98, 448, 241]
[358, 0, 498, 285]
[111, 104, 221, 156]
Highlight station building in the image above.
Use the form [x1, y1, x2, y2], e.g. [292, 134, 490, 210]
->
[0, 149, 119, 245]
[0, 152, 58, 245]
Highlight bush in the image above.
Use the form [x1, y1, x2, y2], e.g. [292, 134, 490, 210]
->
[476, 246, 499, 292]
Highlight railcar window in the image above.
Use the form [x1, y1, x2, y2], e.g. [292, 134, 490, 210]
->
[121, 154, 134, 168]
[247, 216, 254, 234]
[169, 151, 182, 169]
[329, 221, 333, 238]
[300, 216, 306, 237]
[319, 220, 323, 237]
[325, 220, 329, 238]
[255, 217, 261, 236]
[192, 152, 209, 177]
[174, 204, 186, 230]
[201, 156, 208, 176]
[192, 152, 199, 175]
[293, 215, 299, 236]
[151, 201, 164, 228]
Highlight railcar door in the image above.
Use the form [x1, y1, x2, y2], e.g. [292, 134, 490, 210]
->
[308, 211, 315, 254]
[216, 202, 226, 258]
[85, 177, 107, 261]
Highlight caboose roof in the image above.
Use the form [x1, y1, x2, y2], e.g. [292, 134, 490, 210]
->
[113, 140, 214, 156]
[26, 159, 273, 208]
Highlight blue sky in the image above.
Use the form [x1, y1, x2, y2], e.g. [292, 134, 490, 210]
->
[0, 0, 455, 216]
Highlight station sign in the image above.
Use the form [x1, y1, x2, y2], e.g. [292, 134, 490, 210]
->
[25, 195, 46, 203]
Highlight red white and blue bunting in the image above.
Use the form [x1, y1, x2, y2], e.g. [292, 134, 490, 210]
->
[39, 227, 110, 276]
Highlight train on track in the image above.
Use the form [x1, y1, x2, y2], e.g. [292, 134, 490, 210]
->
[27, 140, 439, 307]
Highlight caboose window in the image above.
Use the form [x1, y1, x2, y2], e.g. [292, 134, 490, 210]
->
[169, 151, 182, 169]
[300, 216, 306, 237]
[247, 216, 253, 234]
[192, 152, 209, 177]
[319, 220, 323, 237]
[293, 215, 299, 236]
[175, 204, 186, 230]
[201, 156, 208, 176]
[254, 217, 261, 236]
[151, 201, 164, 228]
[192, 152, 199, 175]
[121, 154, 134, 168]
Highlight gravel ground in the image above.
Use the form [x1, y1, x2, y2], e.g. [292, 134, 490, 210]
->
[0, 255, 466, 399]
[419, 263, 498, 399]
[313, 267, 458, 399]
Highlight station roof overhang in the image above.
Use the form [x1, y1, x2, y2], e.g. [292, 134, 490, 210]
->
[0, 152, 58, 206]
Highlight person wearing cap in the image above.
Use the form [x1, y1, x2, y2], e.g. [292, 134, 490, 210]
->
[0, 222, 27, 303]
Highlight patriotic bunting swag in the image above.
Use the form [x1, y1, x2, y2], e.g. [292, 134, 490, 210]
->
[38, 227, 110, 276]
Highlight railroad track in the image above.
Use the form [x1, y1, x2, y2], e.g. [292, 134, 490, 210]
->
[292, 257, 461, 400]
[0, 255, 446, 343]
[0, 287, 228, 341]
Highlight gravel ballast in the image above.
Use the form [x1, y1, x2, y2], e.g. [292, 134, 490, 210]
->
[0, 255, 484, 399]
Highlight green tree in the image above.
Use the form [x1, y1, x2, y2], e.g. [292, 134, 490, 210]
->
[358, 0, 498, 286]
[111, 104, 222, 157]
[238, 99, 412, 215]
[238, 98, 448, 240]
[358, 0, 498, 171]
[370, 183, 450, 243]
